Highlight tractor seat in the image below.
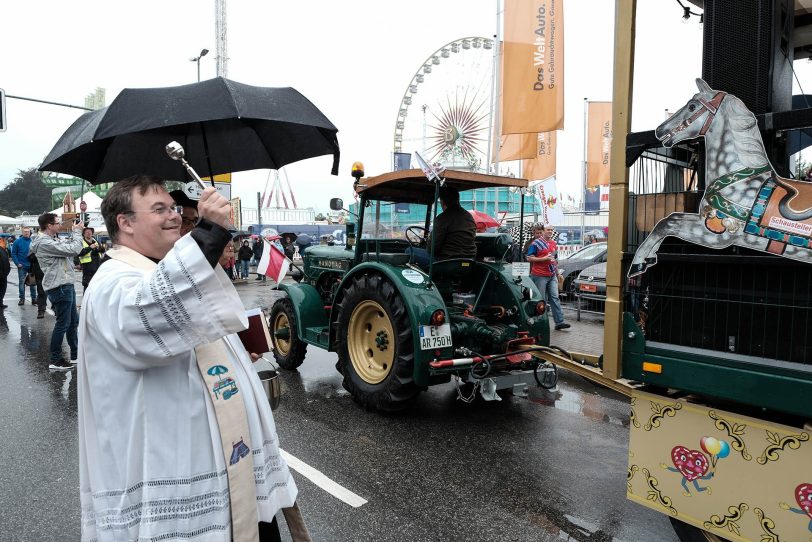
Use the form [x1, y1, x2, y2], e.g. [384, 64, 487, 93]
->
[361, 253, 412, 266]
[474, 233, 513, 261]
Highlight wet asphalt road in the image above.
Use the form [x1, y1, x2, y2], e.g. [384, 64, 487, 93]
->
[0, 276, 679, 542]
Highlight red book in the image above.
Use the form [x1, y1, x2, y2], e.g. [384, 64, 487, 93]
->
[237, 307, 273, 355]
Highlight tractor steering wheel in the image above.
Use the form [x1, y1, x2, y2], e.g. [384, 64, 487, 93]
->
[405, 226, 428, 248]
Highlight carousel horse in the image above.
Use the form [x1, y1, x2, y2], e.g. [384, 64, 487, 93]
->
[629, 78, 812, 276]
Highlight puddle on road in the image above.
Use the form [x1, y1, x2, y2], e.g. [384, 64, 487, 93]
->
[282, 350, 349, 398]
[527, 506, 629, 542]
[529, 386, 629, 427]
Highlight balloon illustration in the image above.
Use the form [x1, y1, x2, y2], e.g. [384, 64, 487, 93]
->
[700, 436, 721, 456]
[717, 440, 730, 459]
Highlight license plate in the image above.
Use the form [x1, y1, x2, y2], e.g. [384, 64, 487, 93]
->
[419, 323, 452, 350]
[579, 284, 597, 292]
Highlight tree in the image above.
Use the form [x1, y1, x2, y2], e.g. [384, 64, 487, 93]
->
[0, 168, 52, 216]
[314, 213, 326, 221]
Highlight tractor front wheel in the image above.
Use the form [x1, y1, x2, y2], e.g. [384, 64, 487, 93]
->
[335, 274, 421, 412]
[270, 298, 307, 370]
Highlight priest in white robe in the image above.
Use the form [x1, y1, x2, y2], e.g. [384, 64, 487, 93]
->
[78, 176, 298, 541]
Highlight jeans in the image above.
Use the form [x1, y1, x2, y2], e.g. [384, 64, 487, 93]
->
[532, 274, 565, 325]
[47, 284, 79, 362]
[403, 247, 430, 268]
[239, 260, 250, 279]
[17, 267, 36, 301]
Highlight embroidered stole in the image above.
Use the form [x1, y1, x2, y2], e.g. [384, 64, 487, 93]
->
[107, 246, 259, 541]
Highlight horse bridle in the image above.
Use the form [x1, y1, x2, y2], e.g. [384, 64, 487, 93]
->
[674, 91, 727, 136]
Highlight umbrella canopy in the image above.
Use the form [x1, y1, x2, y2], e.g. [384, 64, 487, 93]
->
[40, 77, 340, 184]
[294, 233, 313, 247]
[469, 210, 500, 230]
[0, 215, 21, 225]
[280, 232, 298, 244]
[230, 230, 252, 240]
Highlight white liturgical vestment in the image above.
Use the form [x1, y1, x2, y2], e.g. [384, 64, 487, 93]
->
[78, 236, 297, 541]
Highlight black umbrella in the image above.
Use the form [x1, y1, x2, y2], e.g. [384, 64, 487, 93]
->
[294, 233, 313, 247]
[40, 77, 340, 184]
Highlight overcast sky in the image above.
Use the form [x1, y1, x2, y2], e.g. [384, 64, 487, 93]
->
[5, 0, 789, 214]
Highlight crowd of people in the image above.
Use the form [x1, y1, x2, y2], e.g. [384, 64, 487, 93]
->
[1, 224, 107, 369]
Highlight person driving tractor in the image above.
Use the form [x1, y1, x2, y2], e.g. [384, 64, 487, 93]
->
[408, 186, 477, 266]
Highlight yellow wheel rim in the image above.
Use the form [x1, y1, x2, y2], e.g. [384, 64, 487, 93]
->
[347, 300, 395, 384]
[272, 311, 291, 356]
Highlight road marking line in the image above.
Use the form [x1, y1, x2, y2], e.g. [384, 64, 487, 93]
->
[280, 448, 368, 508]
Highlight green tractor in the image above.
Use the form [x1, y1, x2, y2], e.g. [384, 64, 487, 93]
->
[269, 166, 556, 411]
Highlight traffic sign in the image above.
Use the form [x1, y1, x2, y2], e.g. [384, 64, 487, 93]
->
[183, 181, 231, 201]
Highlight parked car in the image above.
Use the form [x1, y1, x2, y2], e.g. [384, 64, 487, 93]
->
[557, 242, 607, 296]
[573, 261, 607, 298]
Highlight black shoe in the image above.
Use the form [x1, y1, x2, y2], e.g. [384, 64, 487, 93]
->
[0, 304, 7, 309]
[554, 323, 571, 330]
[37, 311, 45, 319]
[18, 299, 24, 306]
[49, 359, 73, 371]
[31, 300, 37, 306]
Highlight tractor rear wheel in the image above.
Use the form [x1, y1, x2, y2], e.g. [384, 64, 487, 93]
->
[335, 274, 421, 412]
[270, 298, 307, 370]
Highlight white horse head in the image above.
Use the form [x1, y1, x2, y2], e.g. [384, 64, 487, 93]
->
[655, 79, 724, 148]
[656, 79, 766, 172]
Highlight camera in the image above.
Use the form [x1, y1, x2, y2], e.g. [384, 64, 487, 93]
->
[74, 218, 81, 225]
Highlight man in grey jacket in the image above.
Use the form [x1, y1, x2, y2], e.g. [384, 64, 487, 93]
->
[31, 213, 84, 371]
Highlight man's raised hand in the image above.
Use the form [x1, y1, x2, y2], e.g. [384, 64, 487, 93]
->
[198, 187, 232, 229]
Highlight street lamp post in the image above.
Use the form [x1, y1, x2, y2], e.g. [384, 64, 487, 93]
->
[190, 49, 209, 82]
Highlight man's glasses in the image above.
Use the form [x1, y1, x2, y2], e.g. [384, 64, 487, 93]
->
[127, 205, 183, 216]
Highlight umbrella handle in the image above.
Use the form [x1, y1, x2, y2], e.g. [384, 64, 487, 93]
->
[166, 141, 235, 229]
[179, 157, 209, 191]
[165, 141, 210, 190]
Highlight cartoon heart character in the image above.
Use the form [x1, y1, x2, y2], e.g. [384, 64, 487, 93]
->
[671, 446, 709, 481]
[797, 483, 812, 519]
[665, 446, 714, 496]
[780, 483, 812, 535]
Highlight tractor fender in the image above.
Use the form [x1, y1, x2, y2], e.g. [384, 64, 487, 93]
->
[330, 263, 450, 386]
[278, 283, 329, 343]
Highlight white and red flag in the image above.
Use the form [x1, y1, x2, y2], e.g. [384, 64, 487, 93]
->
[257, 239, 290, 284]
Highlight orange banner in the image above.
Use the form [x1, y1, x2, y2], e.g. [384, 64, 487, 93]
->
[502, 0, 564, 135]
[498, 133, 537, 161]
[586, 101, 612, 189]
[493, 47, 537, 162]
[522, 131, 556, 181]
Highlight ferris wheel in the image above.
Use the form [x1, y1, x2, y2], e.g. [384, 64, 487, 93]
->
[393, 37, 495, 173]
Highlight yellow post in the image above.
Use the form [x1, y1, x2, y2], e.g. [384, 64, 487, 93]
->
[602, 0, 636, 379]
